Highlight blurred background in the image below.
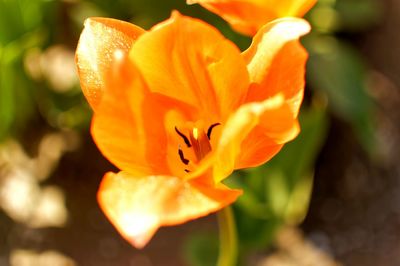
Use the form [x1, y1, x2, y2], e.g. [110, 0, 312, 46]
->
[0, 0, 399, 265]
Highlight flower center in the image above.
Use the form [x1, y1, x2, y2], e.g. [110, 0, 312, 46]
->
[175, 123, 220, 172]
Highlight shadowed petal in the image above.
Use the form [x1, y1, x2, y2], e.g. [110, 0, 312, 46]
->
[97, 171, 242, 248]
[76, 17, 145, 109]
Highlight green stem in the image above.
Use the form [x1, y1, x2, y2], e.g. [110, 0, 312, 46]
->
[217, 206, 238, 266]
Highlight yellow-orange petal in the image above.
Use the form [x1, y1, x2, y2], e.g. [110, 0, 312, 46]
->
[98, 171, 242, 248]
[212, 94, 299, 182]
[243, 18, 310, 116]
[130, 11, 249, 121]
[235, 103, 300, 169]
[91, 51, 196, 176]
[188, 0, 317, 36]
[76, 17, 145, 109]
[234, 128, 283, 169]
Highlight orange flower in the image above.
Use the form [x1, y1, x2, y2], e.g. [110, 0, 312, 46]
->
[75, 12, 310, 249]
[188, 0, 317, 36]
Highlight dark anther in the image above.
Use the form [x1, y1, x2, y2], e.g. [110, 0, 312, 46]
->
[178, 148, 189, 165]
[184, 169, 191, 173]
[175, 127, 191, 148]
[207, 123, 221, 140]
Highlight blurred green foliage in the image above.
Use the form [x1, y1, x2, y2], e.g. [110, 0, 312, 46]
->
[183, 232, 219, 266]
[0, 0, 45, 139]
[0, 0, 382, 265]
[306, 37, 376, 153]
[305, 0, 382, 156]
[0, 0, 92, 140]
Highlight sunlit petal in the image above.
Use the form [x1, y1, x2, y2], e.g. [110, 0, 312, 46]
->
[98, 171, 241, 248]
[76, 17, 145, 109]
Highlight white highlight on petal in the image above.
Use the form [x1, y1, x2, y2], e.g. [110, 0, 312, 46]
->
[246, 18, 311, 83]
[118, 212, 159, 248]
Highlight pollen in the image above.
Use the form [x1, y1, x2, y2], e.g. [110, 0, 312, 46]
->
[192, 128, 199, 140]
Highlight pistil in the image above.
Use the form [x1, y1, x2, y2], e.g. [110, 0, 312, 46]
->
[189, 127, 212, 161]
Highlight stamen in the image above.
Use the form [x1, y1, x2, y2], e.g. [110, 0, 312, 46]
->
[178, 148, 189, 165]
[176, 123, 219, 172]
[175, 127, 191, 148]
[207, 123, 221, 139]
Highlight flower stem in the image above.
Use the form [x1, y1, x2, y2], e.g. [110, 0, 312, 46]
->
[217, 206, 238, 266]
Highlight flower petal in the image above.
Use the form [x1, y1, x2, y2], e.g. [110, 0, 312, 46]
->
[76, 17, 145, 109]
[97, 171, 241, 249]
[243, 18, 311, 115]
[188, 18, 309, 180]
[188, 0, 316, 36]
[130, 11, 249, 121]
[212, 94, 299, 182]
[234, 103, 300, 169]
[91, 51, 195, 176]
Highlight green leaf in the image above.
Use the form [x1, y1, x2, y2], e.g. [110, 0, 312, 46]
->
[335, 0, 382, 31]
[263, 106, 328, 221]
[2, 28, 46, 65]
[234, 208, 281, 250]
[0, 61, 36, 142]
[0, 64, 15, 141]
[227, 173, 272, 220]
[264, 169, 290, 217]
[183, 232, 219, 266]
[284, 172, 314, 225]
[305, 35, 376, 154]
[0, 0, 44, 44]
